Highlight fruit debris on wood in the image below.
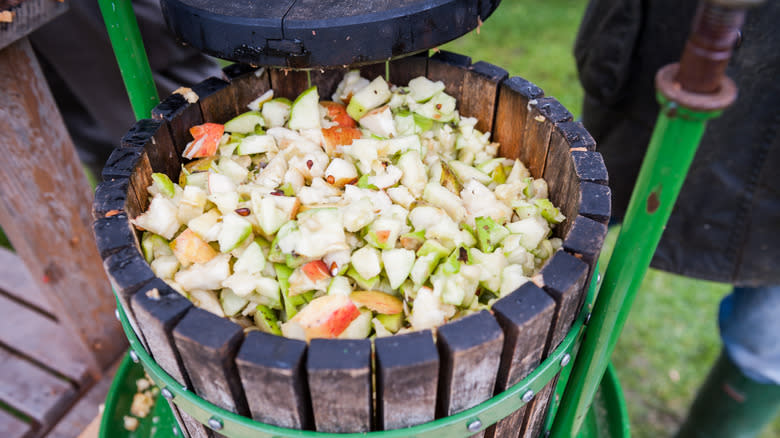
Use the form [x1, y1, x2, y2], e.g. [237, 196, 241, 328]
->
[132, 71, 566, 341]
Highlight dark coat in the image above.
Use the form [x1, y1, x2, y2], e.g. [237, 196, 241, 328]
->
[575, 0, 780, 286]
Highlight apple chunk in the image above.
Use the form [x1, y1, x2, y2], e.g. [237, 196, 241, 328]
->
[349, 290, 403, 315]
[170, 229, 217, 267]
[286, 294, 361, 341]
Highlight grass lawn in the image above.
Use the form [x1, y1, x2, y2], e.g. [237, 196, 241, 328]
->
[443, 1, 780, 436]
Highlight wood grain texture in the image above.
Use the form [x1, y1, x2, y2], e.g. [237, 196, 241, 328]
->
[460, 61, 508, 133]
[101, 145, 149, 219]
[92, 178, 131, 220]
[0, 0, 68, 51]
[494, 76, 545, 161]
[309, 68, 347, 102]
[236, 331, 311, 429]
[0, 293, 92, 384]
[427, 50, 471, 100]
[222, 64, 271, 112]
[375, 330, 439, 430]
[435, 310, 504, 429]
[388, 51, 428, 86]
[0, 247, 53, 316]
[269, 69, 310, 100]
[193, 77, 236, 124]
[578, 182, 612, 225]
[0, 38, 119, 370]
[307, 338, 372, 433]
[536, 251, 589, 355]
[0, 347, 76, 430]
[521, 98, 573, 178]
[121, 118, 180, 181]
[545, 123, 580, 241]
[487, 283, 556, 438]
[520, 379, 556, 438]
[0, 407, 33, 438]
[92, 213, 138, 260]
[552, 121, 596, 151]
[571, 150, 609, 185]
[173, 307, 249, 416]
[152, 93, 204, 156]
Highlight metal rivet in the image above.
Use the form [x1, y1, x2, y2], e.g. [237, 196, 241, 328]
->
[114, 309, 120, 321]
[584, 312, 592, 325]
[208, 417, 223, 431]
[129, 350, 139, 363]
[467, 419, 482, 432]
[561, 353, 571, 367]
[597, 273, 602, 284]
[161, 388, 174, 400]
[522, 390, 535, 403]
[172, 425, 179, 436]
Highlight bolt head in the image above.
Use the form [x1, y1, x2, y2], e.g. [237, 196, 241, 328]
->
[172, 425, 179, 436]
[129, 350, 139, 363]
[467, 419, 483, 432]
[161, 387, 174, 400]
[561, 353, 571, 367]
[208, 417, 223, 431]
[114, 309, 121, 321]
[522, 390, 535, 403]
[584, 312, 592, 325]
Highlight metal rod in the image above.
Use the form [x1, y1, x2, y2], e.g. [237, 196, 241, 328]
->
[97, 0, 159, 120]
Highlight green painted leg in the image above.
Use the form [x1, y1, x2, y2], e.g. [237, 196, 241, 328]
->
[674, 352, 780, 438]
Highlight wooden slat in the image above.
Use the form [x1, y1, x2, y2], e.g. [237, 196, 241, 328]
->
[309, 68, 349, 101]
[357, 62, 387, 83]
[0, 348, 76, 430]
[545, 122, 580, 240]
[92, 178, 131, 220]
[521, 97, 573, 178]
[236, 331, 311, 429]
[102, 246, 156, 350]
[0, 247, 53, 316]
[193, 77, 237, 125]
[173, 307, 249, 416]
[0, 293, 92, 384]
[130, 280, 212, 438]
[222, 64, 271, 112]
[269, 69, 310, 100]
[152, 93, 204, 156]
[494, 76, 545, 161]
[435, 310, 503, 438]
[388, 51, 428, 86]
[571, 150, 609, 185]
[427, 51, 471, 100]
[460, 61, 508, 133]
[520, 380, 556, 438]
[92, 213, 138, 260]
[100, 145, 148, 218]
[375, 330, 439, 430]
[121, 118, 180, 182]
[562, 215, 609, 304]
[578, 182, 612, 225]
[0, 0, 68, 51]
[487, 283, 556, 438]
[0, 38, 119, 370]
[307, 338, 372, 433]
[0, 408, 33, 438]
[552, 121, 596, 151]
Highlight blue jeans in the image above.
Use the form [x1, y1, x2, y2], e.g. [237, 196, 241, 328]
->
[719, 285, 780, 384]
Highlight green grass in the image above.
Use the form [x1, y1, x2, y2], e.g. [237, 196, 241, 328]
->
[444, 2, 780, 436]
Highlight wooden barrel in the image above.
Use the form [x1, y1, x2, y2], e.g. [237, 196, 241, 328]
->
[93, 51, 610, 437]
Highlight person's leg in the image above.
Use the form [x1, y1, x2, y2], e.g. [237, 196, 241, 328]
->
[675, 285, 780, 438]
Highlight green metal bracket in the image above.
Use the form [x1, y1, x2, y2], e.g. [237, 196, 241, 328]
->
[114, 274, 595, 438]
[97, 0, 159, 120]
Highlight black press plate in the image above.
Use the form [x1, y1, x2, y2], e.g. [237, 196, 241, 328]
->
[160, 0, 502, 69]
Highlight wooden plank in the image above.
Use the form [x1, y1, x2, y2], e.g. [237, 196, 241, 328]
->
[193, 77, 237, 124]
[236, 331, 311, 429]
[427, 50, 471, 100]
[487, 283, 556, 438]
[0, 247, 53, 316]
[309, 68, 348, 101]
[102, 246, 156, 350]
[375, 330, 439, 430]
[173, 307, 249, 416]
[121, 118, 180, 181]
[571, 150, 609, 185]
[0, 347, 76, 430]
[520, 379, 556, 438]
[521, 97, 573, 178]
[460, 61, 508, 133]
[222, 64, 271, 112]
[92, 213, 138, 260]
[544, 124, 580, 241]
[100, 145, 148, 219]
[0, 293, 92, 384]
[435, 310, 503, 437]
[0, 38, 119, 371]
[0, 0, 68, 51]
[493, 76, 544, 161]
[0, 408, 33, 438]
[552, 121, 596, 151]
[388, 51, 428, 86]
[92, 178, 131, 220]
[562, 215, 609, 310]
[269, 68, 310, 100]
[152, 92, 204, 156]
[578, 182, 612, 225]
[307, 338, 372, 433]
[130, 280, 213, 438]
[535, 251, 589, 354]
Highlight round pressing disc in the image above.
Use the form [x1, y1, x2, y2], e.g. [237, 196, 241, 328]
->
[160, 0, 502, 69]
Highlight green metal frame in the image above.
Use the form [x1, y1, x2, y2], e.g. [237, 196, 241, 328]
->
[112, 273, 595, 437]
